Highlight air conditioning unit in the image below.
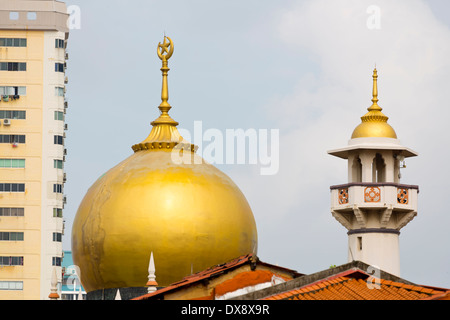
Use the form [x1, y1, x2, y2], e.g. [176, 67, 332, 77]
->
[64, 101, 68, 108]
[64, 124, 68, 130]
[63, 196, 67, 204]
[63, 173, 67, 183]
[3, 119, 11, 126]
[64, 149, 67, 156]
[65, 52, 69, 60]
[64, 77, 68, 84]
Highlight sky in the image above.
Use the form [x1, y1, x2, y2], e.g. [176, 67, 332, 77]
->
[63, 0, 450, 288]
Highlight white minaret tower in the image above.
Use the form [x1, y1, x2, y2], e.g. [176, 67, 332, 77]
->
[328, 69, 418, 277]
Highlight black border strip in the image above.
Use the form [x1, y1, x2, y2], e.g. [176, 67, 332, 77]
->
[348, 228, 400, 235]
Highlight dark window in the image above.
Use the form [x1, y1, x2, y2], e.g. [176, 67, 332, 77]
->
[0, 62, 26, 71]
[0, 38, 27, 47]
[0, 208, 25, 216]
[0, 256, 24, 266]
[0, 184, 25, 193]
[0, 135, 26, 144]
[54, 135, 64, 145]
[55, 39, 65, 49]
[52, 257, 62, 266]
[0, 232, 24, 241]
[53, 233, 62, 242]
[53, 184, 63, 194]
[55, 63, 64, 73]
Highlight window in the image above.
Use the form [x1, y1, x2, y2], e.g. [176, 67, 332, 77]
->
[0, 208, 24, 217]
[0, 232, 24, 241]
[0, 159, 25, 168]
[0, 256, 24, 266]
[9, 12, 19, 21]
[0, 184, 25, 192]
[0, 281, 23, 291]
[52, 257, 62, 266]
[53, 233, 62, 242]
[27, 12, 37, 20]
[0, 62, 27, 71]
[0, 86, 26, 96]
[54, 135, 64, 145]
[55, 63, 64, 73]
[53, 184, 63, 194]
[0, 38, 27, 47]
[55, 39, 65, 49]
[55, 87, 64, 97]
[0, 135, 26, 144]
[53, 208, 63, 218]
[54, 111, 64, 121]
[0, 110, 26, 120]
[54, 159, 64, 169]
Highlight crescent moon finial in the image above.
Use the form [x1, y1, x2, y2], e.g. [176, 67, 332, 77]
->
[157, 36, 174, 61]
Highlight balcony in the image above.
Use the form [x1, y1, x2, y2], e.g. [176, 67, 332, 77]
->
[330, 182, 419, 213]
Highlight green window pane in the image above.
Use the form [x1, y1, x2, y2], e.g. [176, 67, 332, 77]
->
[11, 159, 25, 168]
[54, 111, 64, 121]
[0, 159, 11, 168]
[54, 160, 63, 169]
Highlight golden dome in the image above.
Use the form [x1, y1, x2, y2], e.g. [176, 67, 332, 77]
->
[71, 37, 258, 292]
[351, 69, 397, 139]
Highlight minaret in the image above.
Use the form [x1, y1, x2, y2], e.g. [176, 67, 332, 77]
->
[328, 69, 419, 277]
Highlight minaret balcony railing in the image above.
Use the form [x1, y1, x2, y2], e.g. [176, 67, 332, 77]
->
[330, 183, 419, 212]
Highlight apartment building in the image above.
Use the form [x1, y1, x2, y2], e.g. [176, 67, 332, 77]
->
[0, 0, 69, 300]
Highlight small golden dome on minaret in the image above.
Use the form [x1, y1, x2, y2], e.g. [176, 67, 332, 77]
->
[71, 36, 258, 293]
[351, 68, 398, 139]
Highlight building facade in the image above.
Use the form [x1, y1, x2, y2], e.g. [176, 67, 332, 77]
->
[0, 0, 69, 300]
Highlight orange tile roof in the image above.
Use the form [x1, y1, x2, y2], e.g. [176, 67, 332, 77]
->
[264, 270, 450, 301]
[133, 254, 301, 300]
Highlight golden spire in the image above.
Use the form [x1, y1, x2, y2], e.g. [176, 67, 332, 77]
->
[351, 68, 397, 139]
[362, 68, 388, 120]
[132, 36, 196, 153]
[152, 36, 177, 126]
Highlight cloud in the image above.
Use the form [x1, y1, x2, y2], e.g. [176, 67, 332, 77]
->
[230, 0, 450, 286]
